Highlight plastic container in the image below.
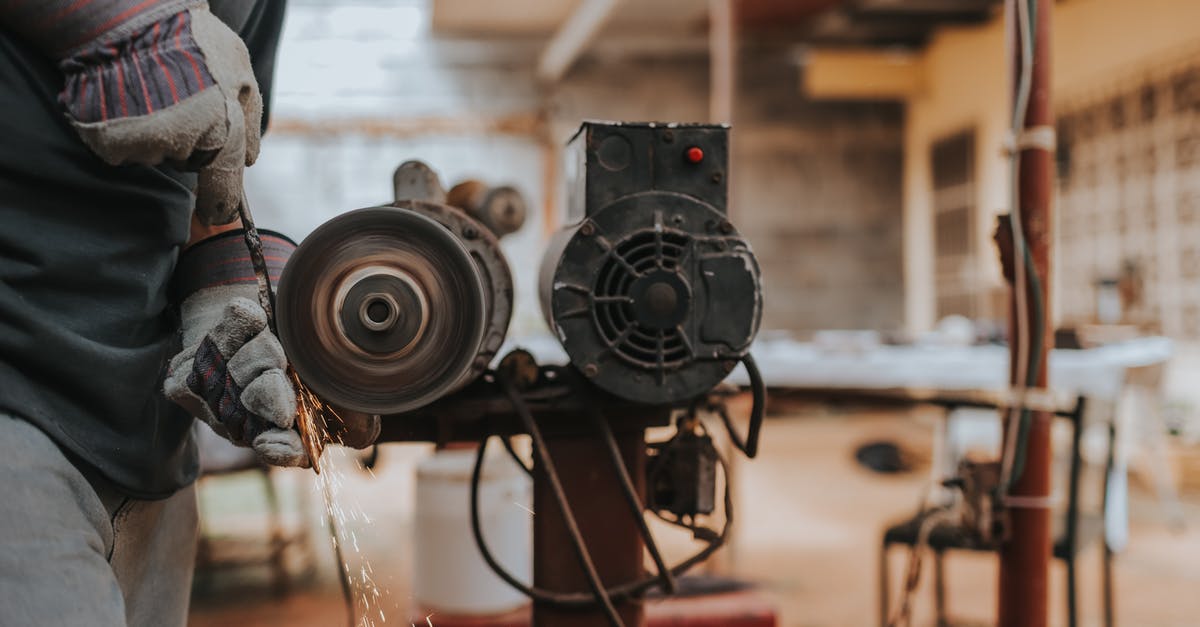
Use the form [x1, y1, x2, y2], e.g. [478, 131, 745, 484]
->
[413, 446, 532, 615]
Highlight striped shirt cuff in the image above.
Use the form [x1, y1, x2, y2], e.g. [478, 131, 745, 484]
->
[0, 0, 197, 58]
[59, 10, 214, 123]
[173, 230, 296, 303]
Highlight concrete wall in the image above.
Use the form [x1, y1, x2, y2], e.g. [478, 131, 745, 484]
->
[550, 47, 906, 333]
[736, 49, 904, 332]
[248, 0, 906, 338]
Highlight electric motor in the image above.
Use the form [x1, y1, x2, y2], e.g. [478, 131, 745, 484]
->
[539, 122, 763, 405]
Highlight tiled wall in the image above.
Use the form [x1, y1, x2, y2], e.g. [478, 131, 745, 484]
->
[1057, 55, 1200, 337]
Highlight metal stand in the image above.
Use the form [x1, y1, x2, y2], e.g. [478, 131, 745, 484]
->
[376, 363, 672, 627]
[535, 428, 647, 627]
[1000, 1, 1055, 625]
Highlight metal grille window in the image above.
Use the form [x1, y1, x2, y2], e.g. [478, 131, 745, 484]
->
[1057, 52, 1200, 337]
[932, 131, 978, 319]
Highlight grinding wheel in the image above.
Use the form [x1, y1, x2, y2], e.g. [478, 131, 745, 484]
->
[276, 206, 488, 414]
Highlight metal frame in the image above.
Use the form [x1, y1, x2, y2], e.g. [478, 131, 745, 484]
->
[878, 395, 1116, 627]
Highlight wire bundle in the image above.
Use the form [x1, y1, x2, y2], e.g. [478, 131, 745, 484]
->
[469, 354, 764, 627]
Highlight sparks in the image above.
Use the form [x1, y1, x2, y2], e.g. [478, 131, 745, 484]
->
[292, 372, 391, 626]
[513, 502, 535, 516]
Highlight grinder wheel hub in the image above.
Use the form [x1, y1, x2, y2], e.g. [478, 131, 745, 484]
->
[335, 266, 428, 356]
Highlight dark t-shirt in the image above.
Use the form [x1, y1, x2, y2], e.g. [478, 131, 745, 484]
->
[0, 0, 287, 499]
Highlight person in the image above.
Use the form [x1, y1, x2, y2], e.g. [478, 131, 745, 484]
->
[0, 2, 375, 625]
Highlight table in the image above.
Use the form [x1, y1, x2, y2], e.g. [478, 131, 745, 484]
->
[505, 333, 1176, 550]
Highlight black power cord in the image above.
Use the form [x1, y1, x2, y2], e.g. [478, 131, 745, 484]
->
[468, 374, 734, 610]
[582, 405, 677, 595]
[498, 433, 533, 478]
[717, 353, 766, 459]
[498, 375, 624, 627]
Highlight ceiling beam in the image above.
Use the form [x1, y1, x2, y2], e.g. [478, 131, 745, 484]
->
[854, 0, 995, 13]
[537, 0, 621, 83]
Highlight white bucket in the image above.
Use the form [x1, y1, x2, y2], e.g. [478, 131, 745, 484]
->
[413, 446, 532, 615]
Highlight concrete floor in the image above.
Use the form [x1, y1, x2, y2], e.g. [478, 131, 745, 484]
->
[189, 407, 1200, 627]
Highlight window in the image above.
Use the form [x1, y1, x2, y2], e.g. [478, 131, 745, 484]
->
[932, 131, 978, 319]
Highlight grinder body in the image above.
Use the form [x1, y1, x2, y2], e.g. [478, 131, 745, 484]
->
[276, 201, 512, 415]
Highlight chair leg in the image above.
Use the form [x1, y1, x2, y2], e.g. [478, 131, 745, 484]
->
[261, 468, 290, 598]
[1103, 543, 1115, 627]
[934, 550, 948, 627]
[880, 542, 890, 627]
[193, 477, 214, 596]
[1066, 555, 1078, 627]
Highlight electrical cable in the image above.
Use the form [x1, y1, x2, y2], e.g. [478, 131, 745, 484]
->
[887, 480, 967, 627]
[887, 507, 960, 627]
[499, 433, 534, 477]
[468, 378, 734, 608]
[582, 404, 678, 595]
[718, 353, 767, 458]
[469, 433, 735, 606]
[497, 375, 625, 627]
[999, 0, 1046, 496]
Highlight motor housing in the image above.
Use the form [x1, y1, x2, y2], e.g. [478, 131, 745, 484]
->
[540, 122, 762, 405]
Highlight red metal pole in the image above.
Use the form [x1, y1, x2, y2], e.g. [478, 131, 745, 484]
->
[533, 427, 647, 627]
[998, 1, 1054, 626]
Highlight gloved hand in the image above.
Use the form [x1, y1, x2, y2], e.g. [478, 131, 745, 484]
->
[0, 1, 261, 225]
[165, 294, 307, 467]
[164, 231, 306, 466]
[164, 230, 382, 465]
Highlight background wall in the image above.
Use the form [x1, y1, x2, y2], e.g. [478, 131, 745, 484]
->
[246, 0, 907, 340]
[553, 48, 906, 333]
[902, 0, 1200, 333]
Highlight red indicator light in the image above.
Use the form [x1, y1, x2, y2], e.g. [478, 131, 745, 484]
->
[685, 146, 704, 164]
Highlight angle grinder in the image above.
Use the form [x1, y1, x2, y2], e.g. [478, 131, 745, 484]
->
[275, 203, 510, 416]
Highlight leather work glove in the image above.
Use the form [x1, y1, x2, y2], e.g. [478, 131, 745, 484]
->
[164, 231, 306, 466]
[164, 231, 382, 466]
[0, 0, 262, 225]
[167, 295, 306, 466]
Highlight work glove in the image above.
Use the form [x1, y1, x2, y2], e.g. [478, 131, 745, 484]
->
[0, 1, 261, 225]
[166, 294, 306, 466]
[164, 231, 306, 466]
[164, 231, 382, 466]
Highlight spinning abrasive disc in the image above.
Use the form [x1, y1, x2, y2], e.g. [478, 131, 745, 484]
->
[276, 206, 488, 414]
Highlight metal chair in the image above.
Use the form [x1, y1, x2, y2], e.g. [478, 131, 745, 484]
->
[192, 425, 316, 597]
[879, 396, 1115, 627]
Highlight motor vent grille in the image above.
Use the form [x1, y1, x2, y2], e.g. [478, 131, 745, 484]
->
[593, 229, 692, 371]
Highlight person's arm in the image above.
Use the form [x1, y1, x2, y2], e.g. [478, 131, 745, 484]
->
[0, 1, 262, 225]
[188, 214, 242, 249]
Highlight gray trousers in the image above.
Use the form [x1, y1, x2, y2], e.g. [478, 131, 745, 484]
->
[0, 414, 197, 627]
